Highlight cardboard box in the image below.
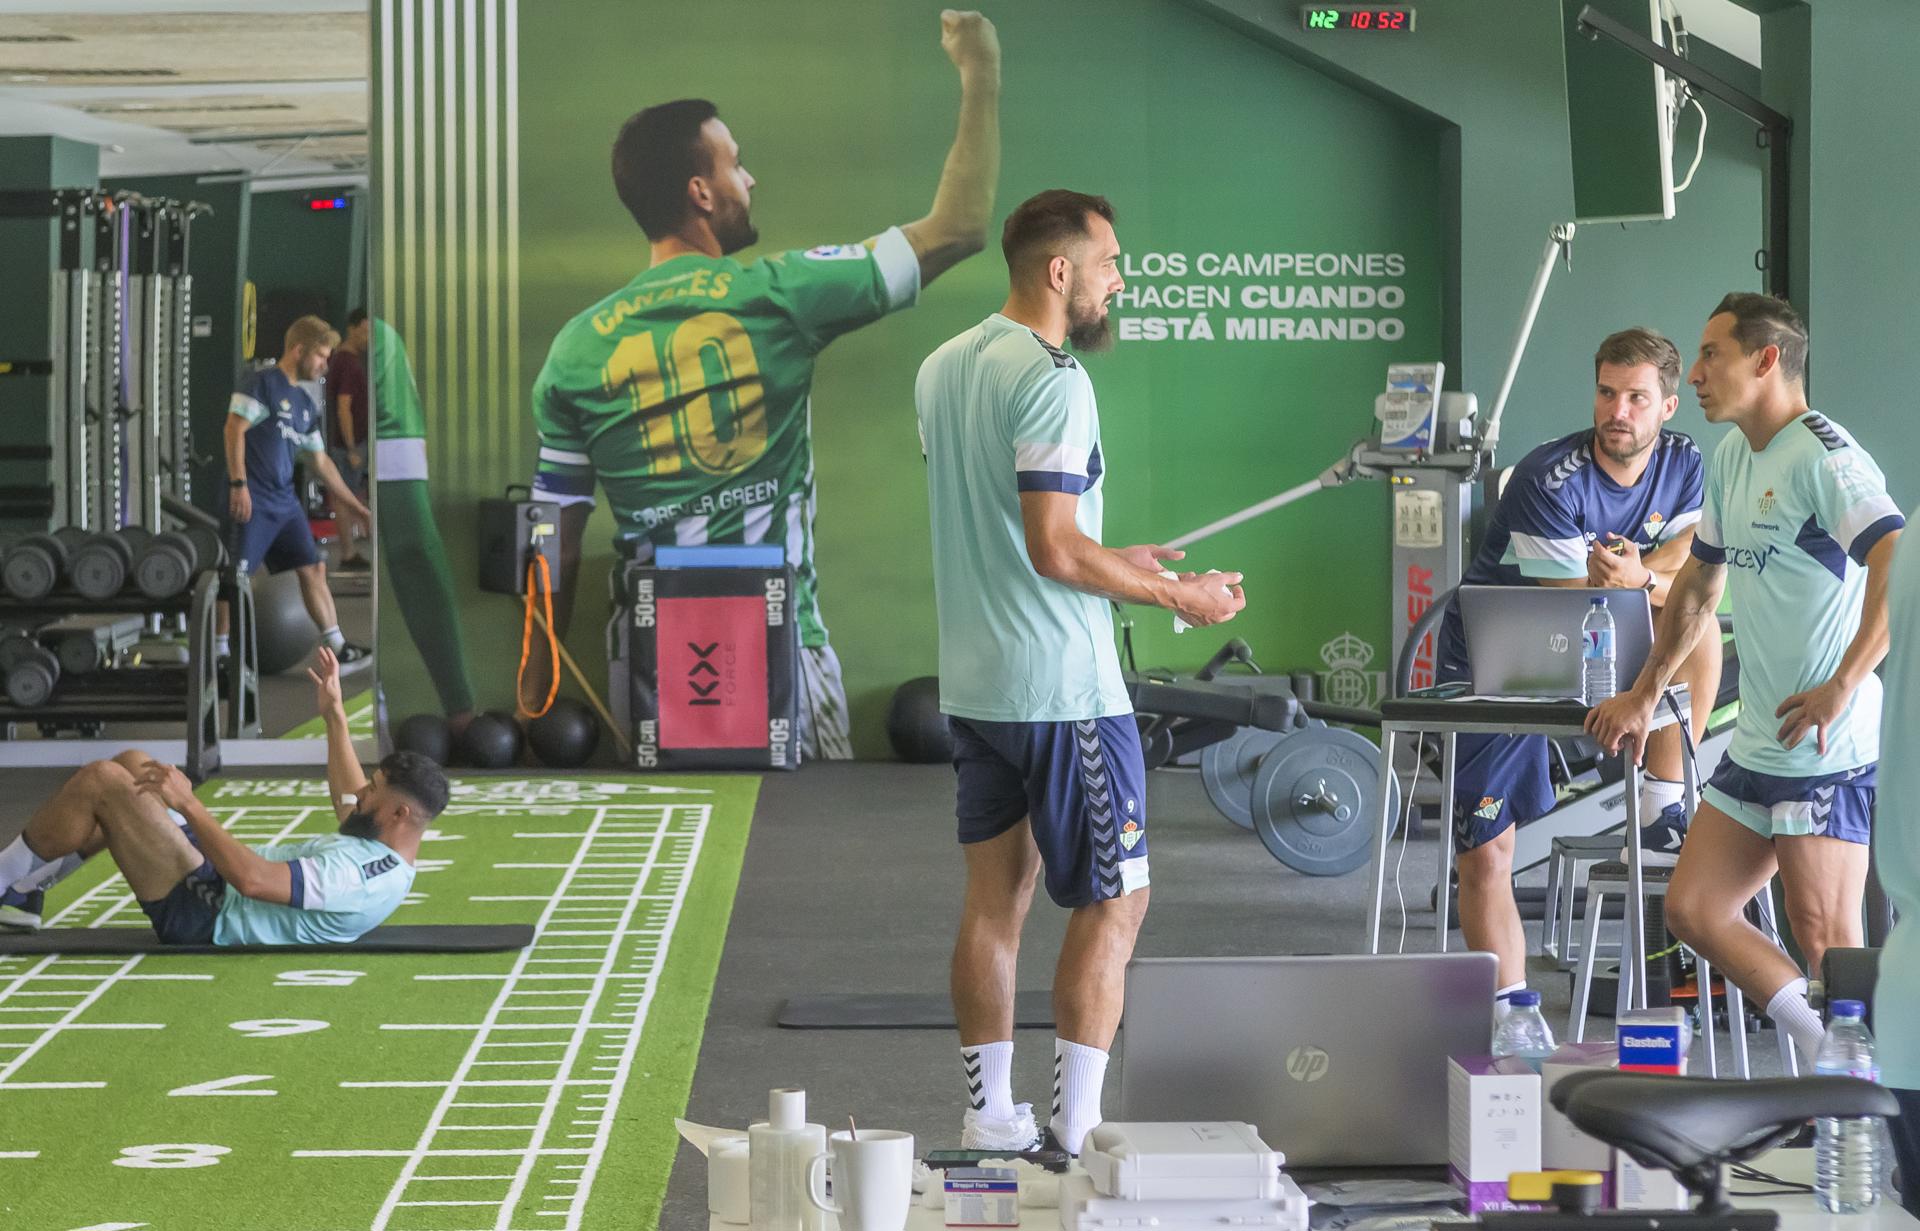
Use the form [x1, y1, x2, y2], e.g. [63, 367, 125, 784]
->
[946, 1167, 1018, 1227]
[1615, 1152, 1689, 1210]
[1448, 1055, 1542, 1212]
[1617, 1007, 1689, 1075]
[1540, 1042, 1617, 1206]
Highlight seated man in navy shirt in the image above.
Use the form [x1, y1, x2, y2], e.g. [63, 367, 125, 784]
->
[1442, 327, 1722, 1015]
[221, 315, 374, 667]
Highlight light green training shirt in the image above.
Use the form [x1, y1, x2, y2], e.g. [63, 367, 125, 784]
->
[915, 314, 1130, 723]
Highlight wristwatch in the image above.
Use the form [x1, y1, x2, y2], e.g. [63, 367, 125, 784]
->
[228, 479, 247, 489]
[1640, 568, 1657, 592]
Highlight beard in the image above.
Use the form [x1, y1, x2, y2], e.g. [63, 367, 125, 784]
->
[1065, 285, 1113, 353]
[338, 810, 381, 840]
[712, 197, 759, 255]
[1595, 423, 1656, 465]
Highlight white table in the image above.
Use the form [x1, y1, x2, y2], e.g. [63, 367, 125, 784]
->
[711, 1146, 1918, 1230]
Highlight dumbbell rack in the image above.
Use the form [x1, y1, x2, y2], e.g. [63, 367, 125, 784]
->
[0, 569, 258, 781]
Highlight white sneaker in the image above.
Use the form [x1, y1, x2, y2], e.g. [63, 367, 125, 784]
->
[961, 1103, 1043, 1153]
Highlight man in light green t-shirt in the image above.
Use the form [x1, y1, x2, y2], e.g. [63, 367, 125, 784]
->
[1589, 293, 1904, 1066]
[529, 10, 1001, 761]
[916, 190, 1243, 1156]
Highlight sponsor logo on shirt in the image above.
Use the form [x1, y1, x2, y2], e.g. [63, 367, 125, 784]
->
[1751, 522, 1780, 531]
[1726, 544, 1781, 574]
[804, 243, 868, 261]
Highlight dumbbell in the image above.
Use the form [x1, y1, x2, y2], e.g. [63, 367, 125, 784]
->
[134, 525, 227, 600]
[69, 527, 152, 601]
[0, 633, 59, 708]
[2, 527, 88, 600]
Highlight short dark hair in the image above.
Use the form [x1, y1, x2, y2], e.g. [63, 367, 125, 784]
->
[1000, 189, 1116, 272]
[1594, 327, 1682, 399]
[380, 750, 450, 821]
[346, 307, 368, 329]
[611, 99, 720, 240]
[1710, 292, 1808, 383]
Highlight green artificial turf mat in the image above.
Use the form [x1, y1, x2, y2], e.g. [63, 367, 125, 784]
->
[0, 773, 756, 1230]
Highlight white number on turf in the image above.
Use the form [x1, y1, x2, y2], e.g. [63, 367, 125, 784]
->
[273, 969, 365, 988]
[168, 1074, 278, 1097]
[112, 1144, 230, 1169]
[229, 1018, 328, 1038]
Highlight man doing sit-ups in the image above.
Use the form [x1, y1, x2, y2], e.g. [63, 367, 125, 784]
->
[0, 648, 449, 945]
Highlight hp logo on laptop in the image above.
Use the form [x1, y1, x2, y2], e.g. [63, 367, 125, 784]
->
[1549, 632, 1570, 654]
[1285, 1045, 1331, 1083]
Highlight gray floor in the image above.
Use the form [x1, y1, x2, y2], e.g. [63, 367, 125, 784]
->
[654, 761, 1790, 1228]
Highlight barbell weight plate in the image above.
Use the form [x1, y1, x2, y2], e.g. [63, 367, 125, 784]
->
[1199, 724, 1290, 831]
[1250, 725, 1398, 877]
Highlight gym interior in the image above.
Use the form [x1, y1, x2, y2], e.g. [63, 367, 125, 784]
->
[1, 1, 1917, 1228]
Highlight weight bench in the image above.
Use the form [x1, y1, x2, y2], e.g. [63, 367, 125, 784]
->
[0, 923, 535, 954]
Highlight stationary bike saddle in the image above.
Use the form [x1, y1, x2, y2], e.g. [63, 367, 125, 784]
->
[1554, 1072, 1898, 1173]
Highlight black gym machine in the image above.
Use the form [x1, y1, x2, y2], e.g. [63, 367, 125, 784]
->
[0, 190, 258, 777]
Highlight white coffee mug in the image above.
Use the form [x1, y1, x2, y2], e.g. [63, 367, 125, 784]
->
[805, 1129, 915, 1231]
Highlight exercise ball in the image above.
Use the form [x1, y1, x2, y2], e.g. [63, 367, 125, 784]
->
[396, 713, 453, 766]
[460, 710, 523, 769]
[528, 698, 600, 769]
[251, 570, 321, 675]
[886, 676, 953, 763]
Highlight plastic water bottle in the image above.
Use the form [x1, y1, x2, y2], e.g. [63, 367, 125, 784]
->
[1814, 1000, 1881, 1214]
[1491, 990, 1557, 1065]
[1581, 597, 1616, 705]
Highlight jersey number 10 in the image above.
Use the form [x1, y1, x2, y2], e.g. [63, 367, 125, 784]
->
[602, 310, 768, 476]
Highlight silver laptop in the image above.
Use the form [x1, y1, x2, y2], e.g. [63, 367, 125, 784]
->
[1458, 585, 1654, 697]
[1119, 952, 1497, 1166]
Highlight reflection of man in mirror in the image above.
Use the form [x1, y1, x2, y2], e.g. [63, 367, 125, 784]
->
[528, 10, 1002, 761]
[221, 315, 373, 669]
[325, 309, 373, 572]
[368, 314, 477, 734]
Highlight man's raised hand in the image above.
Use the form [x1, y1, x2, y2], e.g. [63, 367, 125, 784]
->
[307, 646, 343, 713]
[940, 10, 1000, 76]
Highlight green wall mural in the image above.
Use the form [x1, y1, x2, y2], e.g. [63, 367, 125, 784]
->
[374, 0, 1790, 757]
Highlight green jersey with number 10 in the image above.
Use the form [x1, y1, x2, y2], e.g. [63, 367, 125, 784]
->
[531, 228, 920, 646]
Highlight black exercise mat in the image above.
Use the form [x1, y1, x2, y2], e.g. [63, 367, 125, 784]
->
[778, 990, 1053, 1030]
[0, 923, 535, 954]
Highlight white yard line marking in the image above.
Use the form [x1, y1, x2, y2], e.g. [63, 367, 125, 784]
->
[0, 805, 315, 1092]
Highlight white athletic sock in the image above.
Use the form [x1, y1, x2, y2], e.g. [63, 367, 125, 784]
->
[960, 1041, 1016, 1122]
[1766, 977, 1827, 1064]
[1640, 776, 1685, 823]
[0, 837, 49, 889]
[11, 852, 83, 895]
[216, 633, 231, 656]
[1495, 980, 1528, 1020]
[321, 625, 346, 651]
[1051, 1038, 1110, 1154]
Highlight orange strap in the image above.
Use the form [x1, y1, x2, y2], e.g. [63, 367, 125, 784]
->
[515, 554, 560, 719]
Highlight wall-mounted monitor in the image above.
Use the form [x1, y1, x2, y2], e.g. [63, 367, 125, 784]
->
[1563, 0, 1676, 223]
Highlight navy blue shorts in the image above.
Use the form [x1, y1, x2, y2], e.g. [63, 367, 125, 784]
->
[950, 715, 1149, 909]
[138, 859, 226, 945]
[228, 501, 321, 576]
[1704, 759, 1875, 845]
[1436, 639, 1556, 852]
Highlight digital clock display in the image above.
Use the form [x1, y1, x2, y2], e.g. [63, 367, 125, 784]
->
[1301, 6, 1417, 32]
